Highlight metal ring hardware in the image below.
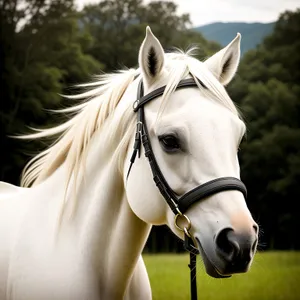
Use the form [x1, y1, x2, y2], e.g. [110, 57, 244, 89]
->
[184, 227, 192, 238]
[174, 213, 192, 237]
[133, 100, 139, 110]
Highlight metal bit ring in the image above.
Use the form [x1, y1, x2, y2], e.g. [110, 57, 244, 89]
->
[174, 213, 192, 237]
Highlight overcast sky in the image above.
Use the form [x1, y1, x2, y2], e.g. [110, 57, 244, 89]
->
[75, 0, 299, 26]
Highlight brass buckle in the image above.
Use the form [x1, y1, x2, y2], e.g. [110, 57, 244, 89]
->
[174, 212, 192, 238]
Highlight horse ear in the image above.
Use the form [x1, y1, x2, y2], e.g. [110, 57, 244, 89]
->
[204, 33, 241, 85]
[138, 26, 165, 84]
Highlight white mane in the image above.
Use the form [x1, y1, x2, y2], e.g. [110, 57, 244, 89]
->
[20, 49, 239, 197]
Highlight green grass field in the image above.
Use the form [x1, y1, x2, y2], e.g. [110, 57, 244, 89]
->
[143, 251, 300, 300]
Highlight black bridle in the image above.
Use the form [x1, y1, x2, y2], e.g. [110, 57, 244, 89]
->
[127, 77, 247, 300]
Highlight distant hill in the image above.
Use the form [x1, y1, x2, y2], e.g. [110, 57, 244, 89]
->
[194, 22, 275, 55]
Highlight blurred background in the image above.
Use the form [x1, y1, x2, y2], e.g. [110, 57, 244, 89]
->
[1, 0, 299, 253]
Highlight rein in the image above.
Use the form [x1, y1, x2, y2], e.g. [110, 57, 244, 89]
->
[127, 77, 247, 300]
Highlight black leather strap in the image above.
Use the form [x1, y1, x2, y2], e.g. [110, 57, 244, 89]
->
[189, 252, 198, 300]
[140, 108, 179, 213]
[178, 177, 247, 213]
[133, 78, 203, 112]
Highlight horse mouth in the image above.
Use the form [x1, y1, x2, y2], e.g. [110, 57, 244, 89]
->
[195, 238, 231, 279]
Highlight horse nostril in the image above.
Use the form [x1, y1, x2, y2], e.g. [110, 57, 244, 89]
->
[253, 223, 259, 234]
[216, 228, 240, 262]
[216, 228, 258, 273]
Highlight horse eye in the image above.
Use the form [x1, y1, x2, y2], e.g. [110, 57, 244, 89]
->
[158, 135, 181, 153]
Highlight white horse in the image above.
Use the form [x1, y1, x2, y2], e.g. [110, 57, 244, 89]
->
[0, 27, 258, 300]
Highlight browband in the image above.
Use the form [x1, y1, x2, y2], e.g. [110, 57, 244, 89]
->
[133, 78, 204, 112]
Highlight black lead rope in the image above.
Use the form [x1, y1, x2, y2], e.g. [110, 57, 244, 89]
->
[185, 235, 199, 300]
[190, 252, 198, 300]
[127, 77, 248, 300]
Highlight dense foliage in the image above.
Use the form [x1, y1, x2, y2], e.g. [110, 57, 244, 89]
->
[81, 0, 220, 70]
[0, 0, 101, 182]
[0, 0, 299, 250]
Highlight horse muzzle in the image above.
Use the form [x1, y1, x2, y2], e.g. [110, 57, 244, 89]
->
[196, 226, 258, 278]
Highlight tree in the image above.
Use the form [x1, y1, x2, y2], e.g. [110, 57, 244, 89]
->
[80, 0, 220, 71]
[0, 0, 102, 183]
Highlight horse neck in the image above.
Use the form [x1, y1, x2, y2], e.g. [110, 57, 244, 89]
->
[76, 157, 151, 294]
[45, 121, 151, 296]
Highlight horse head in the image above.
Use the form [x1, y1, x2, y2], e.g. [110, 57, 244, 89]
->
[125, 27, 258, 278]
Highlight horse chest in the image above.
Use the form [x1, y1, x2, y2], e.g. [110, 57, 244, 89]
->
[7, 246, 99, 300]
[5, 215, 99, 300]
